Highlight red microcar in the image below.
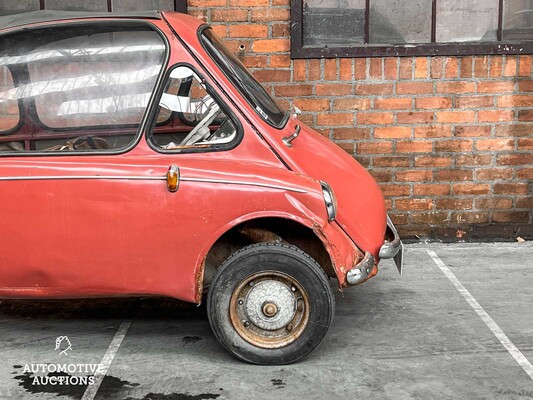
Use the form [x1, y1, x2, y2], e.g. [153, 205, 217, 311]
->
[0, 11, 402, 364]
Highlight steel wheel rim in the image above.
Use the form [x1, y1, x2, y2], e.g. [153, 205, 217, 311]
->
[229, 270, 310, 349]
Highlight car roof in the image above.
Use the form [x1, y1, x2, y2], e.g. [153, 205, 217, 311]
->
[0, 10, 161, 31]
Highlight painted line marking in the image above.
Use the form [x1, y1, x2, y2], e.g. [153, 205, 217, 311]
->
[427, 249, 533, 381]
[81, 321, 131, 400]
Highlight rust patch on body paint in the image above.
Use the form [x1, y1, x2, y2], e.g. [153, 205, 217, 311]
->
[238, 227, 281, 243]
[311, 223, 345, 284]
[195, 256, 207, 304]
[311, 222, 365, 288]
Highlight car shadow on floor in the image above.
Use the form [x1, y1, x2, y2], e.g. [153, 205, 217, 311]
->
[0, 297, 207, 321]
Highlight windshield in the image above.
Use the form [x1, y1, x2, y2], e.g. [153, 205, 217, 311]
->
[201, 28, 288, 128]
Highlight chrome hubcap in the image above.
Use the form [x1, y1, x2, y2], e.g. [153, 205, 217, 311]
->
[244, 280, 296, 331]
[229, 271, 310, 349]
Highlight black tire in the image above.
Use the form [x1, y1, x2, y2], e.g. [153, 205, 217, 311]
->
[207, 242, 335, 365]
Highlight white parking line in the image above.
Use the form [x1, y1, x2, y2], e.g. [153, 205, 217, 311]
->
[427, 249, 533, 381]
[81, 321, 132, 400]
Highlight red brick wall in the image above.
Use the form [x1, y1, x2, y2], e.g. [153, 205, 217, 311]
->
[189, 1, 533, 240]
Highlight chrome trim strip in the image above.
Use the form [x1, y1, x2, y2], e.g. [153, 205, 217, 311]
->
[0, 175, 165, 181]
[0, 175, 307, 193]
[181, 177, 307, 193]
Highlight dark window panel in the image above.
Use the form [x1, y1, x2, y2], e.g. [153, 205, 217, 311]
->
[436, 0, 499, 42]
[0, 0, 39, 16]
[292, 0, 533, 58]
[303, 0, 366, 46]
[370, 0, 432, 44]
[112, 0, 175, 12]
[503, 0, 533, 40]
[44, 0, 108, 11]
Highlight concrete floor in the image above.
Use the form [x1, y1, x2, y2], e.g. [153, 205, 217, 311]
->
[0, 242, 532, 400]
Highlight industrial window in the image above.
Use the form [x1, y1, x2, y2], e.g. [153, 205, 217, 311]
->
[0, 0, 186, 15]
[291, 0, 533, 58]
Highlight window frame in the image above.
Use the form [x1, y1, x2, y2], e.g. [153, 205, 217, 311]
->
[0, 19, 170, 157]
[200, 26, 290, 130]
[291, 0, 533, 58]
[146, 63, 244, 155]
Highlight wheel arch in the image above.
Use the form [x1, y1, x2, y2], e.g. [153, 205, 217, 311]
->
[195, 214, 335, 303]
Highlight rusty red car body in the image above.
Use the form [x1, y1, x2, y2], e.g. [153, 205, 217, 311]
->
[0, 11, 402, 364]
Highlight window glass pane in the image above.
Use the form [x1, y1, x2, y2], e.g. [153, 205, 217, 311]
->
[0, 0, 39, 15]
[436, 0, 499, 42]
[112, 0, 174, 11]
[370, 0, 432, 44]
[30, 31, 164, 129]
[202, 28, 287, 128]
[0, 24, 165, 152]
[45, 0, 108, 11]
[303, 0, 366, 46]
[151, 66, 237, 150]
[503, 0, 533, 40]
[0, 66, 20, 133]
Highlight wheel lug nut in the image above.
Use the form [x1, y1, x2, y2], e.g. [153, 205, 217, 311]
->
[286, 324, 293, 332]
[238, 299, 244, 305]
[243, 320, 250, 328]
[297, 304, 303, 312]
[291, 286, 296, 292]
[249, 281, 255, 287]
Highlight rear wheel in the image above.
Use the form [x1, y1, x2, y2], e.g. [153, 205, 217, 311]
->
[207, 243, 334, 365]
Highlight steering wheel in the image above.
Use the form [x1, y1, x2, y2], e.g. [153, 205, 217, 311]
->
[46, 136, 108, 151]
[179, 102, 221, 146]
[71, 136, 106, 149]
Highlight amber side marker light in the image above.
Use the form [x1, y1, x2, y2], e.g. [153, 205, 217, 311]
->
[167, 165, 180, 192]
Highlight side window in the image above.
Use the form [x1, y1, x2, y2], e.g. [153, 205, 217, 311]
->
[0, 24, 165, 154]
[0, 66, 20, 144]
[151, 66, 238, 151]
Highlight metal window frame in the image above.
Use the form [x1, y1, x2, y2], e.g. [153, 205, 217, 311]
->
[0, 19, 171, 157]
[37, 0, 187, 13]
[291, 0, 533, 58]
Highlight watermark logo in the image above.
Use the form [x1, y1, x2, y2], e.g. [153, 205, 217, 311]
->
[54, 336, 72, 356]
[17, 336, 103, 386]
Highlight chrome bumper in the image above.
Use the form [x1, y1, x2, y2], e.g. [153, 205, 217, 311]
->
[379, 216, 402, 259]
[346, 216, 404, 285]
[346, 252, 376, 285]
[380, 216, 403, 275]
